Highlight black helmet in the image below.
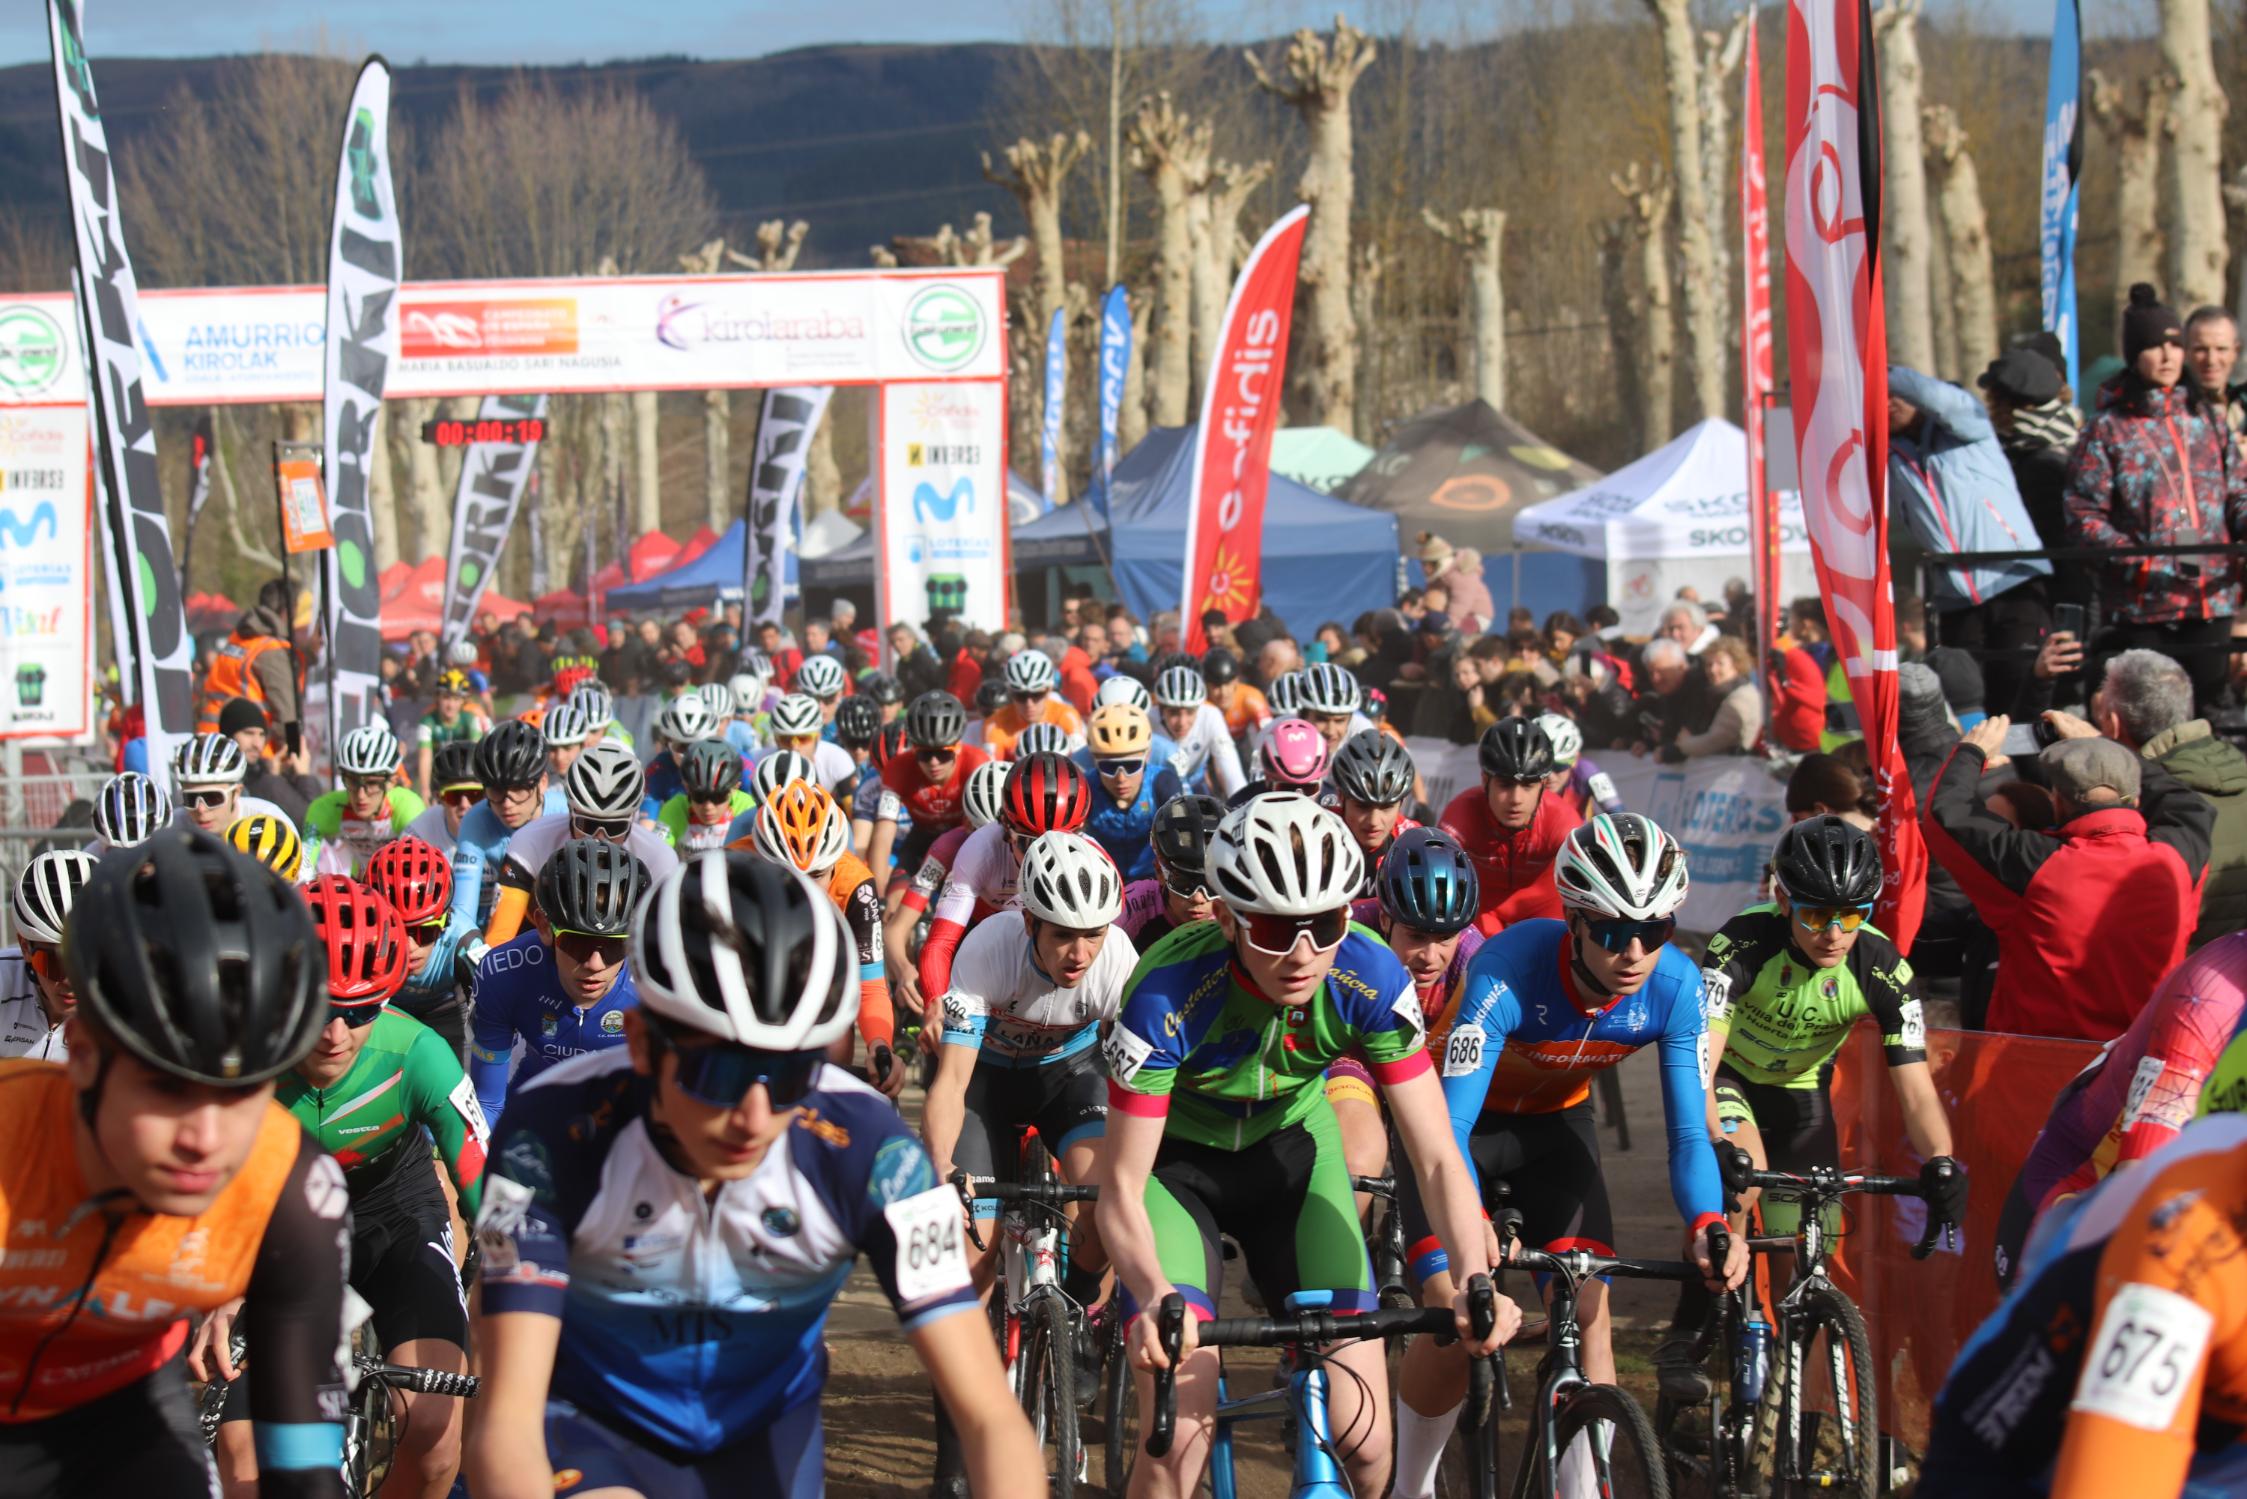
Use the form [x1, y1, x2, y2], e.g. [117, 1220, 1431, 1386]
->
[1377, 828, 1480, 937]
[1772, 815, 1882, 908]
[974, 679, 1009, 715]
[1479, 717, 1555, 783]
[680, 739, 743, 800]
[536, 837, 651, 937]
[1152, 794, 1227, 880]
[1201, 647, 1240, 686]
[834, 695, 883, 749]
[906, 691, 968, 749]
[477, 719, 547, 789]
[65, 827, 325, 1086]
[1330, 730, 1415, 807]
[860, 672, 904, 706]
[431, 740, 483, 794]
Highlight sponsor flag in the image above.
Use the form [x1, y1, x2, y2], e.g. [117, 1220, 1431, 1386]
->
[743, 386, 832, 629]
[2039, 0, 2083, 393]
[47, 0, 193, 771]
[1741, 19, 1779, 664]
[1040, 306, 1067, 508]
[179, 413, 214, 603]
[875, 382, 1008, 637]
[1784, 0, 1928, 949]
[1094, 285, 1130, 520]
[1180, 206, 1310, 655]
[440, 394, 546, 650]
[320, 56, 400, 762]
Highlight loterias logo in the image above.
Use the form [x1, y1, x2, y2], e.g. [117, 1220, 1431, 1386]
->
[901, 285, 986, 372]
[655, 294, 864, 353]
[0, 306, 65, 396]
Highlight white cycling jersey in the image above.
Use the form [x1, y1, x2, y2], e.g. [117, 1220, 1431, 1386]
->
[1167, 701, 1248, 798]
[931, 822, 1020, 929]
[498, 810, 682, 891]
[0, 953, 65, 1061]
[403, 803, 457, 857]
[939, 916, 1139, 1068]
[767, 741, 860, 798]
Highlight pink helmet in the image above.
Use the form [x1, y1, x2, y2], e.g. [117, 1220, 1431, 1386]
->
[1261, 717, 1332, 790]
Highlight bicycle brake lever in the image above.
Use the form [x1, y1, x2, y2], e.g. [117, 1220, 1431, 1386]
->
[1147, 1294, 1186, 1458]
[947, 1172, 988, 1254]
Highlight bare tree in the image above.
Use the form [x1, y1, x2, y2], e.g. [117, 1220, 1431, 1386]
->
[1127, 93, 1210, 427]
[1640, 0, 1729, 421]
[2089, 68, 2175, 343]
[2159, 0, 2232, 308]
[1610, 163, 1677, 448]
[984, 131, 1094, 326]
[1248, 15, 1378, 434]
[2229, 168, 2247, 320]
[1422, 208, 1509, 411]
[1924, 104, 1998, 381]
[1873, 0, 1937, 375]
[678, 222, 810, 530]
[388, 399, 445, 567]
[1695, 15, 1751, 397]
[1190, 159, 1272, 405]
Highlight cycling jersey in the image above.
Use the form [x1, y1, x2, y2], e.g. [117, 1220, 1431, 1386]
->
[0, 955, 64, 1062]
[402, 801, 459, 857]
[1070, 752, 1185, 879]
[1325, 906, 1481, 1112]
[1118, 879, 1181, 945]
[939, 916, 1139, 1068]
[394, 920, 483, 1062]
[1920, 1110, 2247, 1499]
[642, 749, 685, 820]
[766, 740, 859, 798]
[0, 1061, 349, 1490]
[1436, 786, 1582, 934]
[879, 745, 993, 832]
[302, 785, 428, 878]
[659, 789, 754, 854]
[897, 824, 977, 919]
[1567, 759, 1625, 818]
[448, 788, 569, 928]
[476, 1050, 977, 1459]
[1700, 907, 1927, 1089]
[486, 811, 681, 945]
[980, 697, 1086, 758]
[468, 932, 641, 1128]
[415, 711, 485, 748]
[1211, 684, 1271, 739]
[276, 1007, 486, 1222]
[1164, 703, 1247, 798]
[849, 763, 906, 828]
[918, 821, 1028, 998]
[724, 716, 768, 760]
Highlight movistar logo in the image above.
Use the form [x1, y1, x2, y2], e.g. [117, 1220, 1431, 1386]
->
[347, 107, 380, 217]
[913, 478, 973, 525]
[0, 504, 58, 548]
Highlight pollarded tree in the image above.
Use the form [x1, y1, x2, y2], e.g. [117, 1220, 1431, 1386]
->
[1642, 0, 1726, 422]
[1190, 158, 1273, 404]
[1609, 163, 1677, 449]
[2089, 68, 2175, 343]
[1127, 93, 1210, 427]
[1421, 207, 1508, 412]
[2159, 0, 2232, 308]
[1923, 105, 1998, 381]
[1872, 0, 1937, 375]
[984, 131, 1093, 328]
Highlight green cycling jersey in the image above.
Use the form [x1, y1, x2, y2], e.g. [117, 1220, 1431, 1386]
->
[658, 788, 754, 853]
[274, 1007, 487, 1219]
[1700, 904, 1926, 1089]
[301, 785, 427, 876]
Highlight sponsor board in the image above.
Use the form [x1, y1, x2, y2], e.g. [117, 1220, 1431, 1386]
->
[875, 380, 1007, 636]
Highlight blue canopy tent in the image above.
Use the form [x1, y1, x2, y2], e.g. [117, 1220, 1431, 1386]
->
[603, 520, 800, 612]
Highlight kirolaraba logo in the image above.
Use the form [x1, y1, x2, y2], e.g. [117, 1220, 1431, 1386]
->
[0, 307, 65, 397]
[902, 286, 986, 372]
[654, 294, 865, 352]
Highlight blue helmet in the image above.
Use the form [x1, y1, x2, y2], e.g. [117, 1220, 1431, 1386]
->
[1377, 827, 1479, 937]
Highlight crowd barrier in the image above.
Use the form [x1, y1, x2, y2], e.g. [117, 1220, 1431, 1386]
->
[1825, 1025, 2102, 1452]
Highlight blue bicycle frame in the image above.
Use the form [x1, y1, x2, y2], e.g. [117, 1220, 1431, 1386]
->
[1205, 1291, 1351, 1499]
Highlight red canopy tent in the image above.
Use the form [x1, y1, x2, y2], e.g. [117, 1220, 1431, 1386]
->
[185, 591, 240, 632]
[380, 557, 530, 641]
[524, 531, 704, 632]
[675, 524, 720, 567]
[627, 530, 682, 581]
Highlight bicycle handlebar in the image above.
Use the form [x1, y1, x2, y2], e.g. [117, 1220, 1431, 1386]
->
[1349, 1174, 1396, 1199]
[1718, 1152, 1960, 1261]
[358, 1359, 480, 1398]
[1505, 1244, 1709, 1286]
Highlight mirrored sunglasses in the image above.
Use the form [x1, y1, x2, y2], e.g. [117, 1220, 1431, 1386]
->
[1239, 906, 1351, 957]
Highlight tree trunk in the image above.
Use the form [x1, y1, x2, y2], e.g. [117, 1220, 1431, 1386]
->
[1643, 0, 1723, 421]
[1422, 208, 1508, 412]
[1872, 0, 1936, 375]
[1611, 164, 1676, 448]
[1696, 15, 1751, 388]
[2158, 0, 2231, 309]
[804, 404, 842, 520]
[633, 391, 661, 534]
[2089, 69, 2173, 346]
[1926, 195, 1961, 381]
[1924, 104, 1999, 382]
[1128, 94, 1208, 429]
[1248, 19, 1377, 434]
[985, 132, 1092, 328]
[1598, 220, 1651, 452]
[403, 401, 443, 570]
[1190, 160, 1273, 407]
[2229, 169, 2247, 322]
[1352, 241, 1382, 437]
[368, 406, 399, 568]
[1120, 289, 1151, 452]
[703, 391, 731, 531]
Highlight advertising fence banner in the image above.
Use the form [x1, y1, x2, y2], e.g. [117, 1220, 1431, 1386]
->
[875, 381, 1008, 638]
[439, 393, 546, 650]
[1094, 284, 1130, 520]
[743, 386, 832, 628]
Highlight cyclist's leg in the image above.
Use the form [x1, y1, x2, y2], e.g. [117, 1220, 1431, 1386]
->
[950, 1064, 1014, 1297]
[0, 1360, 227, 1498]
[1526, 1104, 1617, 1384]
[1395, 1119, 1519, 1427]
[1125, 1149, 1231, 1498]
[1036, 1053, 1113, 1292]
[1323, 1054, 1388, 1220]
[1737, 1075, 1835, 1300]
[360, 1209, 474, 1499]
[1674, 1074, 1771, 1333]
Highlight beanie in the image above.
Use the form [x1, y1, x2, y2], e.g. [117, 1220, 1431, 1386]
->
[216, 697, 265, 738]
[1921, 645, 1986, 715]
[2122, 283, 2182, 368]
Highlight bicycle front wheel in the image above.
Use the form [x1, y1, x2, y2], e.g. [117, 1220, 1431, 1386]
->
[1099, 1310, 1137, 1495]
[1518, 1383, 1668, 1499]
[1021, 1292, 1081, 1498]
[1765, 1282, 1876, 1499]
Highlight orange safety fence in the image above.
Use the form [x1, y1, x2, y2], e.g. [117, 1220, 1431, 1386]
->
[1825, 1024, 2102, 1451]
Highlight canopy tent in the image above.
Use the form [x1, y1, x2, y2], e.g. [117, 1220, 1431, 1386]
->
[1511, 418, 1815, 637]
[1268, 425, 1375, 496]
[185, 591, 240, 633]
[1344, 399, 1600, 552]
[377, 556, 531, 641]
[601, 513, 874, 614]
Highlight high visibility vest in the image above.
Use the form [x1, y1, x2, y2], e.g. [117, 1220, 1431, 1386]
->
[196, 633, 291, 733]
[1819, 656, 1863, 752]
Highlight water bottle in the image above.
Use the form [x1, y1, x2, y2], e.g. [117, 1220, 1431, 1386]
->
[1737, 1315, 1770, 1406]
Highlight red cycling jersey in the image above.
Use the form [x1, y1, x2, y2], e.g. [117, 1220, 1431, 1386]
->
[880, 744, 992, 829]
[1437, 784, 1583, 935]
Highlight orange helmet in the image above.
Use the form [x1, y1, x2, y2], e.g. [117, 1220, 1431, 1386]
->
[749, 781, 850, 875]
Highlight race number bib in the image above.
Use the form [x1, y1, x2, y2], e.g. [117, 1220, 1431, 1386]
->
[449, 1077, 492, 1149]
[1104, 1025, 1155, 1085]
[884, 1185, 971, 1303]
[1897, 999, 1926, 1050]
[1441, 1024, 1485, 1079]
[2072, 1282, 2214, 1431]
[1699, 969, 1733, 1021]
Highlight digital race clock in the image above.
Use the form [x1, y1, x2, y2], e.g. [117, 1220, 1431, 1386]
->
[419, 417, 547, 447]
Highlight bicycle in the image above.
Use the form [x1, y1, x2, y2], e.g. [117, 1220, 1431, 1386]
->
[1651, 1158, 1957, 1499]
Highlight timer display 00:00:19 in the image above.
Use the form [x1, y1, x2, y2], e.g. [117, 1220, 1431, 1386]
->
[418, 417, 548, 447]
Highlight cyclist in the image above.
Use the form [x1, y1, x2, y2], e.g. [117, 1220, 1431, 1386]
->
[466, 853, 1034, 1496]
[795, 653, 850, 731]
[1392, 813, 1743, 1499]
[413, 668, 487, 800]
[884, 759, 1009, 1021]
[0, 829, 346, 1496]
[567, 682, 631, 753]
[1917, 1108, 2247, 1498]
[226, 812, 306, 883]
[1118, 792, 1225, 946]
[694, 681, 735, 728]
[173, 731, 289, 836]
[744, 782, 903, 1098]
[833, 694, 884, 773]
[1012, 719, 1079, 761]
[205, 874, 486, 1499]
[1537, 712, 1625, 819]
[918, 753, 1091, 1000]
[1095, 673, 1178, 758]
[851, 724, 914, 877]
[0, 850, 95, 1061]
[981, 649, 1087, 757]
[90, 769, 172, 854]
[1203, 646, 1269, 740]
[399, 739, 480, 858]
[724, 668, 771, 757]
[542, 701, 591, 781]
[1298, 661, 1375, 755]
[1075, 702, 1185, 879]
[1228, 715, 1332, 805]
[643, 693, 722, 818]
[1327, 728, 1422, 898]
[1438, 717, 1583, 935]
[485, 742, 680, 945]
[768, 692, 860, 796]
[1152, 663, 1247, 799]
[470, 837, 649, 1128]
[449, 720, 567, 930]
[367, 835, 487, 1063]
[302, 722, 427, 877]
[879, 691, 994, 871]
[660, 739, 754, 854]
[1251, 670, 1307, 760]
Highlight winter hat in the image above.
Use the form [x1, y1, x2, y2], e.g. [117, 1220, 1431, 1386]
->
[1921, 645, 1986, 717]
[1978, 347, 2061, 406]
[1417, 531, 1456, 573]
[1897, 662, 1945, 719]
[2122, 283, 2183, 367]
[217, 697, 266, 738]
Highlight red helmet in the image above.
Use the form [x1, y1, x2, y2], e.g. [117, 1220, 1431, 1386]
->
[872, 722, 910, 773]
[303, 875, 409, 1004]
[364, 836, 453, 925]
[1002, 753, 1091, 837]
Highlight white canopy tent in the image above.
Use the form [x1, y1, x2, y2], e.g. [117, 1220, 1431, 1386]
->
[1511, 419, 1817, 637]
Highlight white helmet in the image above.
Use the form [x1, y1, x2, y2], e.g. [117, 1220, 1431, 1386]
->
[768, 694, 824, 740]
[655, 694, 719, 747]
[564, 740, 646, 820]
[1153, 664, 1207, 709]
[1267, 671, 1306, 716]
[336, 723, 402, 779]
[796, 655, 847, 700]
[1003, 649, 1057, 695]
[750, 749, 816, 805]
[1095, 675, 1153, 715]
[447, 641, 479, 666]
[695, 682, 735, 723]
[727, 673, 766, 713]
[96, 772, 173, 846]
[1208, 792, 1364, 917]
[542, 703, 591, 749]
[961, 760, 1008, 830]
[1536, 713, 1584, 768]
[1014, 722, 1074, 761]
[631, 852, 858, 1051]
[1018, 831, 1124, 927]
[1299, 662, 1362, 717]
[12, 848, 95, 946]
[1554, 813, 1689, 922]
[567, 684, 615, 730]
[173, 732, 247, 789]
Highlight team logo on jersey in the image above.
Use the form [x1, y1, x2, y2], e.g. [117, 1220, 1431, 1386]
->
[1442, 1025, 1485, 1078]
[869, 1135, 934, 1207]
[599, 1009, 625, 1034]
[303, 1152, 350, 1222]
[762, 1206, 801, 1237]
[540, 1015, 559, 1039]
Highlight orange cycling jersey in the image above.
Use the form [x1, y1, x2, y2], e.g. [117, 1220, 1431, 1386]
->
[981, 697, 1086, 758]
[1215, 684, 1271, 739]
[725, 841, 895, 1053]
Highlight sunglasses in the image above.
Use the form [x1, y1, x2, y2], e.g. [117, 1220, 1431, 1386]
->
[920, 747, 958, 765]
[1792, 903, 1874, 934]
[329, 1002, 384, 1029]
[406, 913, 449, 942]
[345, 775, 392, 794]
[1239, 906, 1351, 956]
[1096, 758, 1145, 778]
[439, 788, 484, 807]
[492, 782, 543, 799]
[182, 788, 233, 810]
[571, 816, 632, 842]
[1011, 690, 1047, 702]
[655, 1028, 825, 1108]
[554, 929, 627, 965]
[1162, 875, 1210, 903]
[1578, 915, 1678, 954]
[25, 943, 63, 981]
[689, 791, 734, 806]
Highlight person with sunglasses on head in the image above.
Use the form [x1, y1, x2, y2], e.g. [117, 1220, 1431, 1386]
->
[659, 739, 755, 855]
[766, 692, 861, 800]
[448, 720, 570, 933]
[467, 853, 1035, 1499]
[367, 836, 488, 1065]
[301, 722, 428, 879]
[470, 838, 651, 1130]
[1390, 812, 1743, 1499]
[1437, 716, 1584, 936]
[917, 753, 1091, 1003]
[1117, 792, 1225, 947]
[1150, 663, 1247, 800]
[980, 648, 1087, 759]
[171, 731, 292, 839]
[0, 850, 96, 1061]
[484, 742, 681, 946]
[878, 691, 995, 873]
[1101, 793, 1514, 1499]
[1072, 702, 1185, 881]
[0, 831, 349, 1499]
[882, 758, 1009, 1022]
[202, 873, 485, 1499]
[402, 739, 485, 858]
[413, 668, 490, 802]
[1326, 728, 1424, 898]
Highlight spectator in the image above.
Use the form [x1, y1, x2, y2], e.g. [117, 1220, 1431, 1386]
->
[2093, 648, 2247, 950]
[219, 695, 321, 823]
[1630, 637, 1711, 755]
[1054, 635, 1101, 714]
[194, 579, 301, 736]
[1310, 622, 1349, 664]
[1785, 753, 1878, 831]
[889, 621, 947, 700]
[1887, 365, 2055, 716]
[1420, 532, 1495, 634]
[1978, 345, 2080, 553]
[1895, 660, 1987, 1002]
[755, 620, 804, 691]
[1561, 656, 1636, 752]
[1764, 621, 1826, 754]
[1657, 600, 1719, 655]
[2065, 284, 2247, 712]
[1542, 612, 1586, 666]
[1674, 635, 1763, 757]
[1411, 652, 1485, 744]
[1922, 710, 2214, 1041]
[799, 618, 837, 665]
[1921, 645, 1988, 730]
[2183, 305, 2243, 444]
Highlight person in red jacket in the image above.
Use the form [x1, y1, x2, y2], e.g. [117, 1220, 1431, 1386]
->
[1765, 638, 1828, 753]
[1438, 717, 1585, 935]
[1921, 710, 2214, 1042]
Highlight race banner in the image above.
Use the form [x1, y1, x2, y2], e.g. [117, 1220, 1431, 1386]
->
[439, 392, 546, 650]
[1785, 0, 1929, 949]
[178, 412, 213, 602]
[0, 302, 94, 742]
[1741, 19, 1779, 664]
[743, 385, 832, 628]
[319, 56, 400, 757]
[1040, 305, 1066, 507]
[2039, 0, 2083, 392]
[1093, 284, 1130, 520]
[875, 381, 1008, 637]
[46, 0, 192, 770]
[1180, 205, 1310, 654]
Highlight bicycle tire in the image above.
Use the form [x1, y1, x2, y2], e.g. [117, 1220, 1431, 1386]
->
[1023, 1292, 1081, 1498]
[1764, 1281, 1876, 1499]
[1100, 1311, 1137, 1495]
[1516, 1383, 1668, 1499]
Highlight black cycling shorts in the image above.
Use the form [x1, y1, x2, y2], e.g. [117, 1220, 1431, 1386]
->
[1713, 1066, 1837, 1236]
[950, 1051, 1108, 1219]
[0, 1358, 214, 1498]
[547, 1392, 823, 1499]
[1401, 1102, 1612, 1282]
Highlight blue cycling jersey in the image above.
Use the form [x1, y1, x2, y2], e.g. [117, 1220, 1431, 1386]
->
[1069, 750, 1183, 880]
[1437, 919, 1722, 1230]
[468, 932, 640, 1128]
[396, 919, 481, 1015]
[449, 789, 569, 928]
[475, 1049, 978, 1455]
[642, 749, 685, 822]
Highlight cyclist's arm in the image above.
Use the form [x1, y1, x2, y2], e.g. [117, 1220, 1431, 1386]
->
[416, 742, 435, 803]
[1205, 719, 1247, 798]
[1654, 1001, 1727, 1239]
[919, 903, 971, 999]
[865, 816, 898, 893]
[1433, 965, 1515, 1202]
[467, 1307, 566, 1499]
[486, 857, 535, 945]
[909, 1305, 1045, 1489]
[1890, 1062, 1954, 1162]
[468, 978, 516, 1130]
[1386, 1065, 1493, 1287]
[2118, 953, 2245, 1164]
[406, 1023, 490, 1220]
[841, 875, 894, 1051]
[244, 1144, 352, 1498]
[1098, 1006, 1188, 1321]
[922, 1003, 981, 1181]
[449, 830, 488, 928]
[884, 899, 925, 1022]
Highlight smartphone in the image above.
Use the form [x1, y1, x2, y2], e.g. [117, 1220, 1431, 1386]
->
[2053, 603, 2085, 639]
[2032, 714, 2064, 750]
